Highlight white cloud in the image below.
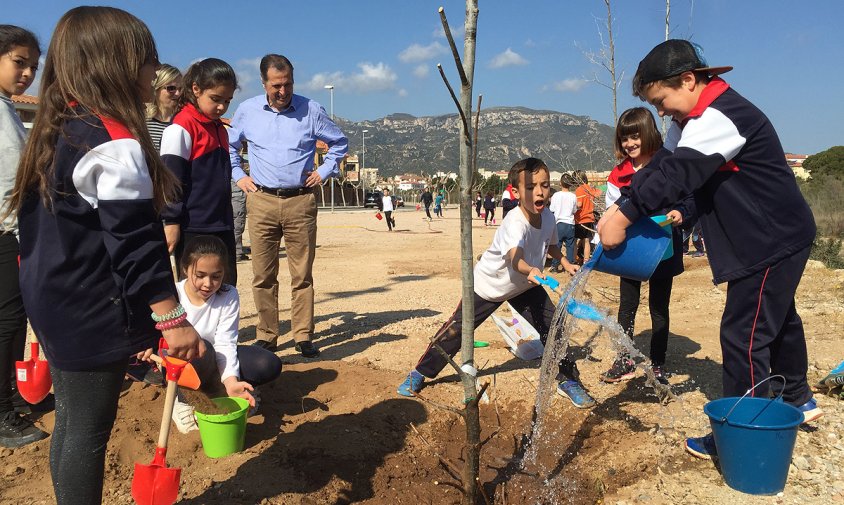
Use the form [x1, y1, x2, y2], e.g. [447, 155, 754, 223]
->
[233, 57, 263, 88]
[398, 89, 408, 97]
[302, 62, 398, 94]
[399, 42, 447, 63]
[303, 70, 345, 90]
[433, 23, 464, 40]
[412, 64, 429, 78]
[524, 39, 536, 47]
[543, 78, 589, 93]
[489, 48, 528, 69]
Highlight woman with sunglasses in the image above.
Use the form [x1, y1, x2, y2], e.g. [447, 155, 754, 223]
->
[145, 63, 182, 149]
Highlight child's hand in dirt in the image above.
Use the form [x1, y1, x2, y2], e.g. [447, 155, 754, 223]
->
[224, 377, 256, 407]
[562, 262, 579, 276]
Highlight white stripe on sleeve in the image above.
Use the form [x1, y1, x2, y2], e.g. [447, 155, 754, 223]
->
[72, 138, 153, 209]
[159, 123, 192, 159]
[678, 108, 746, 162]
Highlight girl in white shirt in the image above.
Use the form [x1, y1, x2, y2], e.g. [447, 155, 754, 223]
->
[170, 236, 282, 432]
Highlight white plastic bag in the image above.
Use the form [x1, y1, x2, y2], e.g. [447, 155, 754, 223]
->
[491, 302, 544, 360]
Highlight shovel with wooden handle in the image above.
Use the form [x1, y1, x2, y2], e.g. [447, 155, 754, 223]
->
[131, 354, 185, 505]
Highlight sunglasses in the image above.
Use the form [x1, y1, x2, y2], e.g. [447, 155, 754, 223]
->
[164, 85, 180, 93]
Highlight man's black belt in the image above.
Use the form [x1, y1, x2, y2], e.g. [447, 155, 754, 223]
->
[255, 185, 312, 197]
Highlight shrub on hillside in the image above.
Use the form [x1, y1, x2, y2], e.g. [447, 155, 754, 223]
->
[810, 236, 844, 269]
[799, 175, 844, 238]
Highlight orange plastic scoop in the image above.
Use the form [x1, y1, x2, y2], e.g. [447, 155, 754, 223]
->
[149, 354, 200, 390]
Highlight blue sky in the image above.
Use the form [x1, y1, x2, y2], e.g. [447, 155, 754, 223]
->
[8, 1, 843, 154]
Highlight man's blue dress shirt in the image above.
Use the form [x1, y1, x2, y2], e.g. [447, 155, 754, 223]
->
[228, 93, 348, 188]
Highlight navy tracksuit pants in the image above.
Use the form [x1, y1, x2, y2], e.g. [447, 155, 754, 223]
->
[415, 286, 577, 380]
[720, 245, 812, 406]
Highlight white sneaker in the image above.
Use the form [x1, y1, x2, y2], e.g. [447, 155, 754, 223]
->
[172, 399, 198, 433]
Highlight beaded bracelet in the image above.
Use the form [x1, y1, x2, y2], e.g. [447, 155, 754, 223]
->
[151, 304, 186, 323]
[154, 312, 188, 331]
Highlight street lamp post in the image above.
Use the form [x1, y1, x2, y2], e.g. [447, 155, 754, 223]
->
[362, 129, 368, 205]
[324, 85, 335, 213]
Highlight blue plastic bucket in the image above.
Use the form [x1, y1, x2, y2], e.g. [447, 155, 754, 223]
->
[587, 215, 672, 281]
[650, 215, 675, 261]
[704, 396, 803, 495]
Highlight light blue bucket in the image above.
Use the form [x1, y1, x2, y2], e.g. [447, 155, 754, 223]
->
[587, 215, 672, 281]
[704, 376, 803, 495]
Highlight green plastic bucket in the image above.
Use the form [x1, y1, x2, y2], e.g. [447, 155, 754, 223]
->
[195, 397, 249, 458]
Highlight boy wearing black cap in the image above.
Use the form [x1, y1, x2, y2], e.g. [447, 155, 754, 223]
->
[598, 39, 822, 459]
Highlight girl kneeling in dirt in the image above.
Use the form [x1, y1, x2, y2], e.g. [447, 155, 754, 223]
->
[141, 235, 282, 433]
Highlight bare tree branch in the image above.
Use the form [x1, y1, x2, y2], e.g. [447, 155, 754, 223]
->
[472, 94, 483, 175]
[437, 64, 471, 144]
[413, 390, 465, 417]
[439, 7, 469, 87]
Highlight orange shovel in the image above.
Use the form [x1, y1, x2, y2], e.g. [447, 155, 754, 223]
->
[132, 354, 184, 505]
[15, 341, 52, 404]
[148, 354, 201, 391]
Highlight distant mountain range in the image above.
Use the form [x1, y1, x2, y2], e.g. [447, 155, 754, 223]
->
[334, 106, 616, 177]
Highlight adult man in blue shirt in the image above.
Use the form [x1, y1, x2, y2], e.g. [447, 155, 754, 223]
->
[229, 54, 348, 357]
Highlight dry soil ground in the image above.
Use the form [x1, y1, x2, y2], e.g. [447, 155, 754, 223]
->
[2, 206, 842, 505]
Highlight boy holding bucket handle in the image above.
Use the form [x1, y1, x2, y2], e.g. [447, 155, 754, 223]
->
[398, 158, 597, 410]
[598, 40, 822, 459]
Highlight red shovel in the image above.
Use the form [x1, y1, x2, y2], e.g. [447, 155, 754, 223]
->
[132, 342, 194, 505]
[15, 341, 52, 404]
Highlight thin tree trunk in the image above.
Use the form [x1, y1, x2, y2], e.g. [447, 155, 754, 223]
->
[438, 3, 481, 503]
[458, 3, 480, 503]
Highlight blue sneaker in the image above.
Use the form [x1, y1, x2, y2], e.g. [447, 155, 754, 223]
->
[797, 397, 823, 423]
[684, 433, 717, 460]
[397, 370, 425, 397]
[557, 380, 596, 409]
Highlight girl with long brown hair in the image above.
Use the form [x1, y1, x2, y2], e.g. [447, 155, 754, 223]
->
[7, 7, 204, 503]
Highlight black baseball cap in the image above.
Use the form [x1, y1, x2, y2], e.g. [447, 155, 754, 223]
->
[636, 39, 732, 85]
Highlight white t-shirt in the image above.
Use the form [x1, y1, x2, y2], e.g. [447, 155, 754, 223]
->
[176, 280, 241, 381]
[549, 190, 577, 225]
[474, 207, 558, 302]
[381, 195, 394, 212]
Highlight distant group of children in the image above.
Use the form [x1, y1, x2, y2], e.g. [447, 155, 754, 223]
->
[0, 9, 825, 502]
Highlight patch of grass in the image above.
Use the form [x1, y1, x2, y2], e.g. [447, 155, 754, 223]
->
[810, 236, 844, 269]
[800, 176, 844, 238]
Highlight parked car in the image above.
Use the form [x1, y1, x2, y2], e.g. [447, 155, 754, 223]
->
[363, 191, 383, 208]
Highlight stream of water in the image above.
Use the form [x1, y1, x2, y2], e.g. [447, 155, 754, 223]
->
[523, 262, 683, 468]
